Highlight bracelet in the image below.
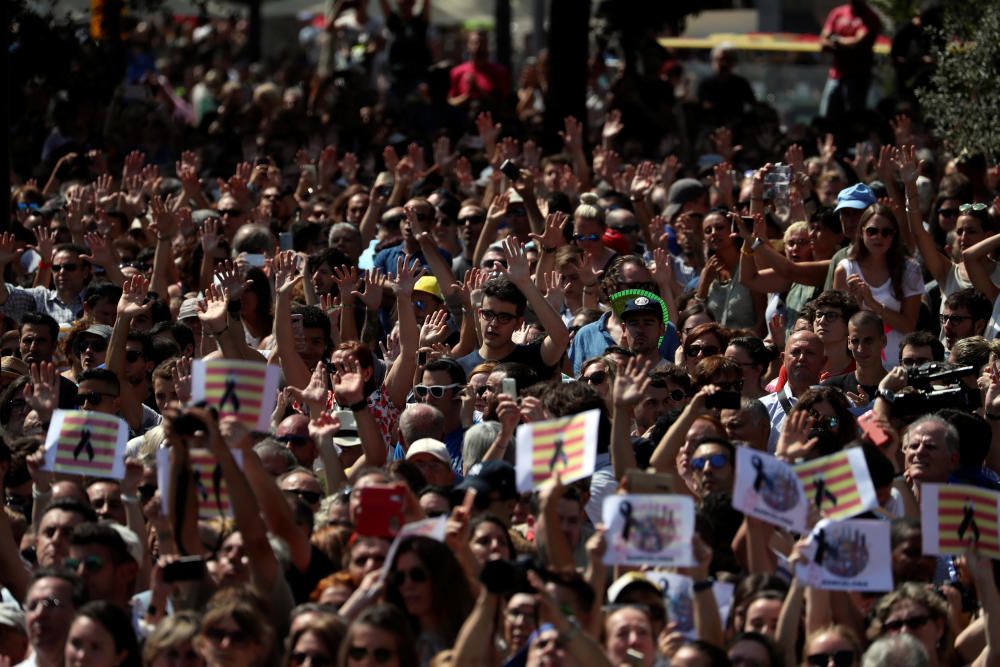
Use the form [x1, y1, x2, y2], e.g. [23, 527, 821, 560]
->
[208, 323, 229, 337]
[693, 578, 715, 593]
[121, 494, 140, 504]
[347, 399, 368, 412]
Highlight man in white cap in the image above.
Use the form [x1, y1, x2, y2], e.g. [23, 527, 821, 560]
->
[0, 602, 28, 664]
[406, 438, 456, 487]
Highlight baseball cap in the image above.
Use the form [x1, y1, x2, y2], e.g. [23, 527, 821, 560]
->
[618, 296, 663, 321]
[178, 298, 201, 322]
[665, 178, 706, 221]
[464, 460, 518, 501]
[833, 183, 876, 212]
[406, 438, 450, 465]
[192, 209, 220, 225]
[413, 276, 443, 302]
[81, 324, 113, 341]
[607, 572, 663, 604]
[106, 522, 143, 564]
[332, 410, 361, 448]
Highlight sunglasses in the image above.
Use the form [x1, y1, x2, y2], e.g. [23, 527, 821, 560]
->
[52, 263, 79, 272]
[218, 209, 244, 218]
[414, 383, 461, 398]
[574, 233, 601, 242]
[459, 215, 485, 225]
[685, 344, 720, 358]
[481, 259, 508, 269]
[960, 203, 988, 213]
[63, 555, 104, 572]
[25, 597, 66, 612]
[940, 314, 972, 324]
[276, 433, 310, 445]
[291, 652, 332, 667]
[479, 309, 517, 324]
[883, 615, 930, 633]
[691, 453, 730, 471]
[74, 338, 108, 354]
[391, 566, 429, 587]
[863, 227, 894, 238]
[806, 651, 856, 667]
[534, 635, 568, 651]
[125, 350, 142, 363]
[346, 647, 395, 664]
[204, 627, 250, 645]
[937, 207, 960, 217]
[474, 385, 490, 396]
[807, 410, 839, 431]
[581, 371, 607, 385]
[287, 489, 322, 505]
[78, 391, 116, 407]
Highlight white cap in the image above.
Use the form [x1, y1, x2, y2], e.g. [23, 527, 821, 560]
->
[105, 522, 143, 564]
[332, 410, 361, 448]
[405, 438, 450, 465]
[0, 603, 26, 633]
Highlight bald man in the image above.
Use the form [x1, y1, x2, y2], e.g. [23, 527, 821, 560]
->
[759, 331, 827, 452]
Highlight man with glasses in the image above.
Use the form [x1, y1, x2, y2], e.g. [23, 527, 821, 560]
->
[66, 522, 138, 611]
[898, 331, 945, 369]
[276, 414, 317, 469]
[216, 191, 247, 241]
[278, 468, 325, 514]
[72, 324, 111, 374]
[810, 291, 860, 381]
[690, 436, 736, 497]
[20, 569, 87, 667]
[457, 240, 569, 380]
[0, 242, 95, 326]
[417, 358, 467, 472]
[940, 288, 990, 353]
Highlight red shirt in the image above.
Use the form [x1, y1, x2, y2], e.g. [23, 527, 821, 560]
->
[822, 4, 881, 79]
[448, 60, 510, 107]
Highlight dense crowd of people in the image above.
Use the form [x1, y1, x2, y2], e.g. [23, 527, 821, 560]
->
[3, 0, 1000, 666]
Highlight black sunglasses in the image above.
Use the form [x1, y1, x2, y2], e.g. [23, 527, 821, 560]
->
[125, 350, 142, 363]
[74, 338, 108, 355]
[346, 647, 395, 664]
[391, 565, 429, 587]
[78, 391, 116, 406]
[287, 489, 322, 505]
[806, 651, 856, 667]
[581, 371, 607, 385]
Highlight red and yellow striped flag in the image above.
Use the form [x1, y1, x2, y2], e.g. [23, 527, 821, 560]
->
[922, 484, 1000, 559]
[515, 409, 600, 492]
[43, 410, 128, 480]
[794, 449, 877, 521]
[193, 359, 280, 431]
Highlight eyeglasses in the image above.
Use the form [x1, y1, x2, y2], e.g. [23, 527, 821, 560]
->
[74, 338, 108, 354]
[414, 383, 461, 398]
[806, 650, 856, 667]
[64, 555, 105, 572]
[883, 614, 930, 633]
[346, 646, 396, 664]
[479, 309, 517, 324]
[52, 263, 79, 272]
[204, 627, 251, 645]
[574, 233, 601, 242]
[25, 596, 66, 612]
[218, 209, 244, 218]
[691, 453, 730, 471]
[78, 391, 117, 407]
[960, 203, 989, 213]
[125, 350, 142, 363]
[863, 227, 894, 238]
[814, 311, 843, 322]
[940, 314, 972, 324]
[291, 653, 332, 667]
[581, 371, 607, 385]
[807, 410, 839, 431]
[286, 489, 322, 505]
[505, 606, 537, 622]
[481, 259, 508, 269]
[474, 385, 490, 396]
[937, 208, 960, 217]
[391, 565, 429, 587]
[900, 357, 932, 367]
[610, 225, 639, 234]
[685, 344, 720, 358]
[459, 215, 485, 225]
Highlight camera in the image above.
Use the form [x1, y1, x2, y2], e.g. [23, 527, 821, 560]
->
[480, 555, 545, 596]
[889, 362, 977, 419]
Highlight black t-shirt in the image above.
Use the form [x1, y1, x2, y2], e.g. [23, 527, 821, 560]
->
[457, 340, 559, 380]
[822, 372, 877, 401]
[285, 544, 336, 604]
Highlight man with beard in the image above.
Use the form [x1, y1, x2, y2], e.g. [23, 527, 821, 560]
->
[617, 297, 667, 369]
[18, 313, 78, 408]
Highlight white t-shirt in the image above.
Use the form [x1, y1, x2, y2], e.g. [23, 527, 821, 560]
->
[837, 257, 923, 367]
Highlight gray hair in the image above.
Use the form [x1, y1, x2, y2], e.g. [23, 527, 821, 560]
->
[462, 421, 506, 474]
[253, 438, 297, 470]
[740, 397, 770, 428]
[399, 403, 445, 447]
[329, 222, 361, 247]
[862, 634, 929, 667]
[903, 414, 960, 454]
[232, 224, 277, 256]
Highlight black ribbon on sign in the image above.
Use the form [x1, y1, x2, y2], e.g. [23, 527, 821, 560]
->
[813, 528, 840, 565]
[620, 501, 634, 541]
[813, 476, 837, 509]
[751, 455, 773, 492]
[549, 437, 568, 472]
[958, 500, 981, 543]
[213, 464, 225, 513]
[192, 469, 209, 501]
[219, 374, 240, 412]
[73, 427, 95, 461]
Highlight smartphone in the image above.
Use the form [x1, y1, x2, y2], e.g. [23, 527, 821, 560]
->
[374, 171, 393, 197]
[245, 253, 266, 268]
[499, 159, 521, 181]
[730, 217, 744, 248]
[705, 390, 741, 410]
[163, 556, 207, 583]
[355, 486, 406, 538]
[858, 410, 889, 447]
[625, 650, 646, 667]
[291, 313, 307, 353]
[416, 351, 428, 367]
[502, 377, 517, 399]
[623, 470, 675, 495]
[279, 232, 294, 251]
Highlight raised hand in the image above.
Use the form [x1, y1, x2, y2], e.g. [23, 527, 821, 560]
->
[630, 160, 657, 200]
[197, 283, 229, 333]
[817, 133, 837, 163]
[273, 250, 303, 296]
[24, 362, 60, 420]
[82, 232, 118, 270]
[486, 191, 510, 226]
[319, 293, 342, 334]
[660, 154, 681, 187]
[475, 111, 500, 151]
[149, 195, 178, 239]
[530, 211, 568, 252]
[711, 127, 739, 162]
[0, 232, 23, 267]
[498, 236, 531, 286]
[382, 145, 399, 174]
[172, 356, 192, 404]
[331, 355, 366, 406]
[776, 409, 819, 462]
[894, 145, 920, 184]
[394, 256, 421, 296]
[419, 308, 450, 347]
[612, 356, 653, 408]
[309, 411, 342, 442]
[712, 161, 734, 202]
[784, 144, 806, 175]
[890, 114, 913, 146]
[542, 271, 565, 312]
[406, 142, 426, 174]
[351, 268, 385, 311]
[522, 140, 541, 169]
[454, 156, 473, 190]
[432, 136, 455, 174]
[289, 361, 332, 409]
[214, 260, 250, 303]
[118, 274, 153, 321]
[602, 109, 624, 141]
[122, 150, 146, 180]
[332, 265, 361, 303]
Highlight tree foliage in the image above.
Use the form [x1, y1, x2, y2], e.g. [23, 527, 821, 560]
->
[915, 1, 1000, 160]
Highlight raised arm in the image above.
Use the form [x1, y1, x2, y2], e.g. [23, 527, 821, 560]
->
[109, 276, 154, 431]
[384, 257, 420, 410]
[497, 237, 570, 366]
[331, 355, 387, 467]
[962, 235, 1000, 302]
[535, 475, 576, 574]
[610, 357, 652, 479]
[970, 549, 1000, 667]
[473, 192, 509, 270]
[359, 182, 389, 246]
[272, 250, 311, 389]
[148, 196, 179, 298]
[649, 386, 713, 477]
[897, 146, 950, 281]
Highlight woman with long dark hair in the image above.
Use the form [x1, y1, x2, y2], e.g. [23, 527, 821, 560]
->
[833, 204, 922, 367]
[65, 601, 141, 667]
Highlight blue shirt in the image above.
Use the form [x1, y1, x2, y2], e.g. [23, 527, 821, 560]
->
[373, 243, 452, 277]
[568, 311, 679, 375]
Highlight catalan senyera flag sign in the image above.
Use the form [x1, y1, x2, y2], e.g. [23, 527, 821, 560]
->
[793, 448, 878, 521]
[515, 409, 600, 493]
[921, 484, 1000, 560]
[157, 447, 244, 521]
[192, 359, 281, 432]
[42, 410, 128, 480]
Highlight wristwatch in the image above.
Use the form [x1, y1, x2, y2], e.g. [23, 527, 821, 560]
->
[876, 388, 896, 404]
[750, 237, 764, 251]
